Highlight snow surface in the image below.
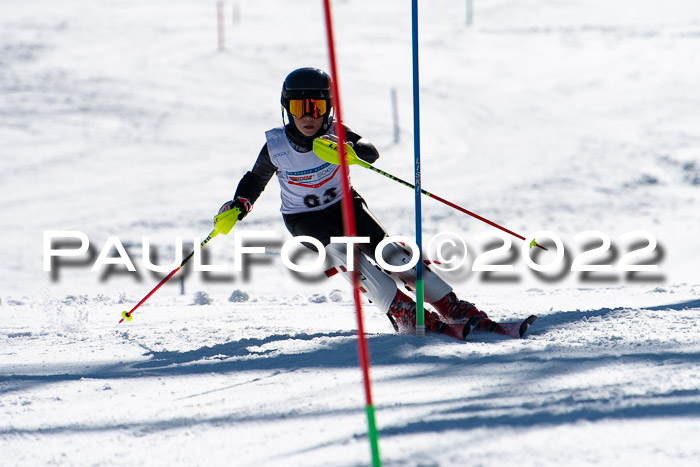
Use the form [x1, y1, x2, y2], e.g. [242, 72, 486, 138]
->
[2, 0, 700, 465]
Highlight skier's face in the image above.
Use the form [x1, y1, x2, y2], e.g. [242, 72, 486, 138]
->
[293, 114, 323, 137]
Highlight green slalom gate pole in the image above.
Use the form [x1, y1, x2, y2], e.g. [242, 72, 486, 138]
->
[411, 0, 425, 338]
[313, 137, 548, 251]
[118, 208, 240, 324]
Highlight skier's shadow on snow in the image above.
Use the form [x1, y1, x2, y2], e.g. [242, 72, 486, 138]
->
[131, 331, 363, 372]
[529, 298, 700, 335]
[125, 297, 700, 378]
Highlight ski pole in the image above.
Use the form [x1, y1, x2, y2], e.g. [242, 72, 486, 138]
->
[118, 207, 240, 324]
[313, 136, 547, 251]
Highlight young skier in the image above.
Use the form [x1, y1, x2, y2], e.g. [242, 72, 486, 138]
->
[218, 67, 501, 340]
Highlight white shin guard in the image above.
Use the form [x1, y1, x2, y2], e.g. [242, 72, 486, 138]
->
[378, 242, 452, 303]
[325, 243, 398, 313]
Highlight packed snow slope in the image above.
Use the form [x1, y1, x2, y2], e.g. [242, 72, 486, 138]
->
[2, 0, 699, 465]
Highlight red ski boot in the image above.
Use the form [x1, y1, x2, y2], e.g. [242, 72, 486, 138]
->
[386, 290, 480, 340]
[431, 292, 497, 331]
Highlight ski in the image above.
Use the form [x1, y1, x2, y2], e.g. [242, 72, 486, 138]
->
[474, 315, 538, 339]
[460, 315, 483, 340]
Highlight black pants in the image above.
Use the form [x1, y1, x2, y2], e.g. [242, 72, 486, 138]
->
[282, 191, 387, 257]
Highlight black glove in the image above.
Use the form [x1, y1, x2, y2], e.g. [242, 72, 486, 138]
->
[218, 197, 252, 221]
[322, 134, 354, 147]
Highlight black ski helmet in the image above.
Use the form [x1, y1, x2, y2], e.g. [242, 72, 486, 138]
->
[280, 68, 333, 130]
[281, 67, 332, 104]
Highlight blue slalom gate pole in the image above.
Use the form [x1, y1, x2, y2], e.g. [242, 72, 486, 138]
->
[411, 0, 425, 338]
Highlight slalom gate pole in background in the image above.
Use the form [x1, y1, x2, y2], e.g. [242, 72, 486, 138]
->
[313, 138, 549, 251]
[391, 87, 400, 144]
[466, 0, 474, 26]
[321, 1, 381, 466]
[118, 208, 240, 324]
[411, 0, 425, 338]
[217, 1, 225, 51]
[232, 1, 241, 24]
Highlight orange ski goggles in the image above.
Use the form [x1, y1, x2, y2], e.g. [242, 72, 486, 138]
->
[287, 98, 330, 119]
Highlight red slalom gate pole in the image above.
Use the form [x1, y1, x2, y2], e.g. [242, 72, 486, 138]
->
[321, 1, 381, 465]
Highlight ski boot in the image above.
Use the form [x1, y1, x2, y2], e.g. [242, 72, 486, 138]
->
[431, 292, 497, 331]
[386, 290, 480, 340]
